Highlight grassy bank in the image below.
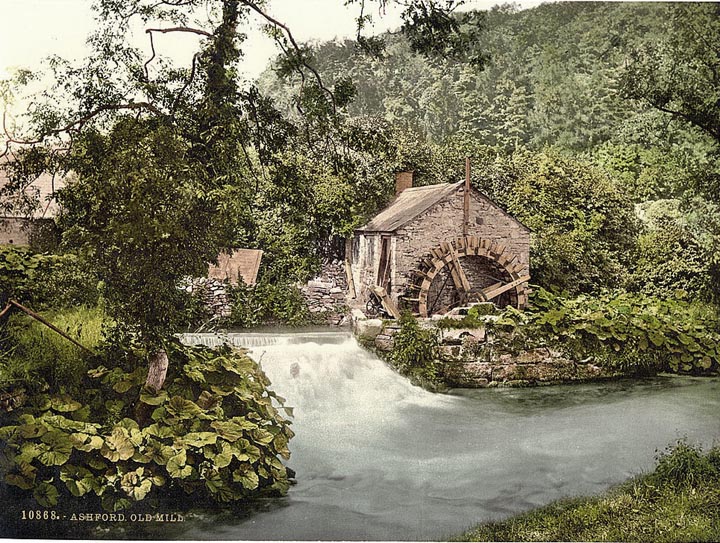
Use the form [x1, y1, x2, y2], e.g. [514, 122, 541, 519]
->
[457, 441, 720, 542]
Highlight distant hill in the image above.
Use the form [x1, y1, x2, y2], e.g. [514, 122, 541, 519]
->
[258, 2, 699, 154]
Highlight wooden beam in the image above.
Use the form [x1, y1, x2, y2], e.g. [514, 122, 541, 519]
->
[8, 300, 96, 355]
[370, 286, 402, 320]
[481, 275, 531, 302]
[449, 247, 471, 293]
[464, 157, 470, 237]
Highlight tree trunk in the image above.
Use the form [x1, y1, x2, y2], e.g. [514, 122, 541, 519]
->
[145, 349, 169, 392]
[135, 349, 169, 426]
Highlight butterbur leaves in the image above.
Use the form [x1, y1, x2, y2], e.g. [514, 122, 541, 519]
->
[120, 468, 153, 501]
[33, 482, 59, 507]
[0, 342, 294, 509]
[101, 428, 136, 462]
[5, 462, 37, 490]
[140, 387, 168, 406]
[210, 420, 246, 442]
[166, 396, 204, 419]
[50, 395, 83, 413]
[37, 432, 73, 466]
[166, 450, 193, 479]
[60, 465, 97, 497]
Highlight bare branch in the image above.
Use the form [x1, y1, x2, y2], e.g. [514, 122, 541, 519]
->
[144, 29, 158, 80]
[2, 102, 164, 151]
[145, 26, 212, 38]
[171, 52, 201, 114]
[240, 0, 337, 112]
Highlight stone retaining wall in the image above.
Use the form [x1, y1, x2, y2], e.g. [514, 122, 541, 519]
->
[184, 277, 232, 319]
[300, 260, 350, 326]
[353, 315, 623, 387]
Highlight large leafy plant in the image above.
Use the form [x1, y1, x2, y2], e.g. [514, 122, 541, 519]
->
[0, 341, 294, 511]
[491, 288, 720, 375]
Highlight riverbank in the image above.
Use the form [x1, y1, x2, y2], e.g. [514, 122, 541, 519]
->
[353, 312, 628, 389]
[456, 441, 720, 542]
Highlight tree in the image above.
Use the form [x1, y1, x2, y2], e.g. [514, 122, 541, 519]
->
[621, 2, 720, 300]
[0, 0, 484, 394]
[621, 3, 720, 146]
[478, 148, 641, 294]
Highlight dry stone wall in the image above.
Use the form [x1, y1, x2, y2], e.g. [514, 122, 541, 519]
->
[185, 277, 232, 319]
[300, 260, 350, 325]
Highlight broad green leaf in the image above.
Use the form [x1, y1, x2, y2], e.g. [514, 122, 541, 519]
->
[210, 421, 245, 442]
[120, 469, 153, 501]
[17, 443, 43, 464]
[37, 432, 73, 466]
[60, 465, 96, 497]
[180, 432, 218, 448]
[166, 450, 193, 479]
[18, 422, 46, 439]
[166, 396, 204, 418]
[144, 423, 174, 439]
[144, 440, 175, 466]
[71, 433, 104, 452]
[5, 462, 36, 490]
[232, 464, 259, 490]
[101, 428, 136, 462]
[33, 482, 59, 507]
[197, 390, 222, 410]
[50, 394, 82, 413]
[140, 388, 169, 406]
[648, 331, 665, 347]
[0, 425, 17, 440]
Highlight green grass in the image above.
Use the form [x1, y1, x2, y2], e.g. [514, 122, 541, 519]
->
[0, 305, 106, 395]
[456, 442, 720, 542]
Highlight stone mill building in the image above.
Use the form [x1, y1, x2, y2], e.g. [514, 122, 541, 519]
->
[348, 172, 531, 317]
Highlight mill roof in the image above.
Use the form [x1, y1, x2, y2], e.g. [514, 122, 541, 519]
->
[358, 181, 463, 233]
[357, 181, 530, 233]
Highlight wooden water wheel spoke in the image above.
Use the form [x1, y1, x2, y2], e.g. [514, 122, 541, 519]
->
[406, 236, 530, 317]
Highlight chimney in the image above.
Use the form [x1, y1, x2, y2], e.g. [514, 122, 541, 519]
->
[395, 171, 413, 196]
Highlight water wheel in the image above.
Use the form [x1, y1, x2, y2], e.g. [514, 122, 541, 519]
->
[401, 236, 530, 317]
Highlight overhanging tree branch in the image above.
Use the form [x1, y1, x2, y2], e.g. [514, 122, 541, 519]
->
[240, 0, 337, 112]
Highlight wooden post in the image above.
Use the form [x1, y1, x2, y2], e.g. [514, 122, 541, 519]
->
[464, 157, 471, 237]
[8, 299, 95, 355]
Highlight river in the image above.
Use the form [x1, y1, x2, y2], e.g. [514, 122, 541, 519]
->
[173, 330, 720, 541]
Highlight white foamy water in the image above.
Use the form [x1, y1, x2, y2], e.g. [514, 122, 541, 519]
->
[175, 330, 720, 541]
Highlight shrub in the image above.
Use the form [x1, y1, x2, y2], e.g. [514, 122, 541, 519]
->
[228, 279, 310, 328]
[0, 340, 294, 511]
[489, 288, 720, 375]
[652, 441, 718, 488]
[479, 149, 640, 294]
[0, 245, 99, 309]
[390, 312, 441, 384]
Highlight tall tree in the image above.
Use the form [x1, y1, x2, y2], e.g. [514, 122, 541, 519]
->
[0, 0, 484, 394]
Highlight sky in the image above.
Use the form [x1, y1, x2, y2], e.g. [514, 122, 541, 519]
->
[0, 0, 549, 81]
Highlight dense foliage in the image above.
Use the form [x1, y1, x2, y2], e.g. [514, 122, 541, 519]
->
[477, 149, 640, 294]
[458, 440, 720, 543]
[259, 2, 720, 301]
[389, 312, 442, 387]
[0, 246, 99, 309]
[0, 340, 294, 511]
[487, 288, 720, 376]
